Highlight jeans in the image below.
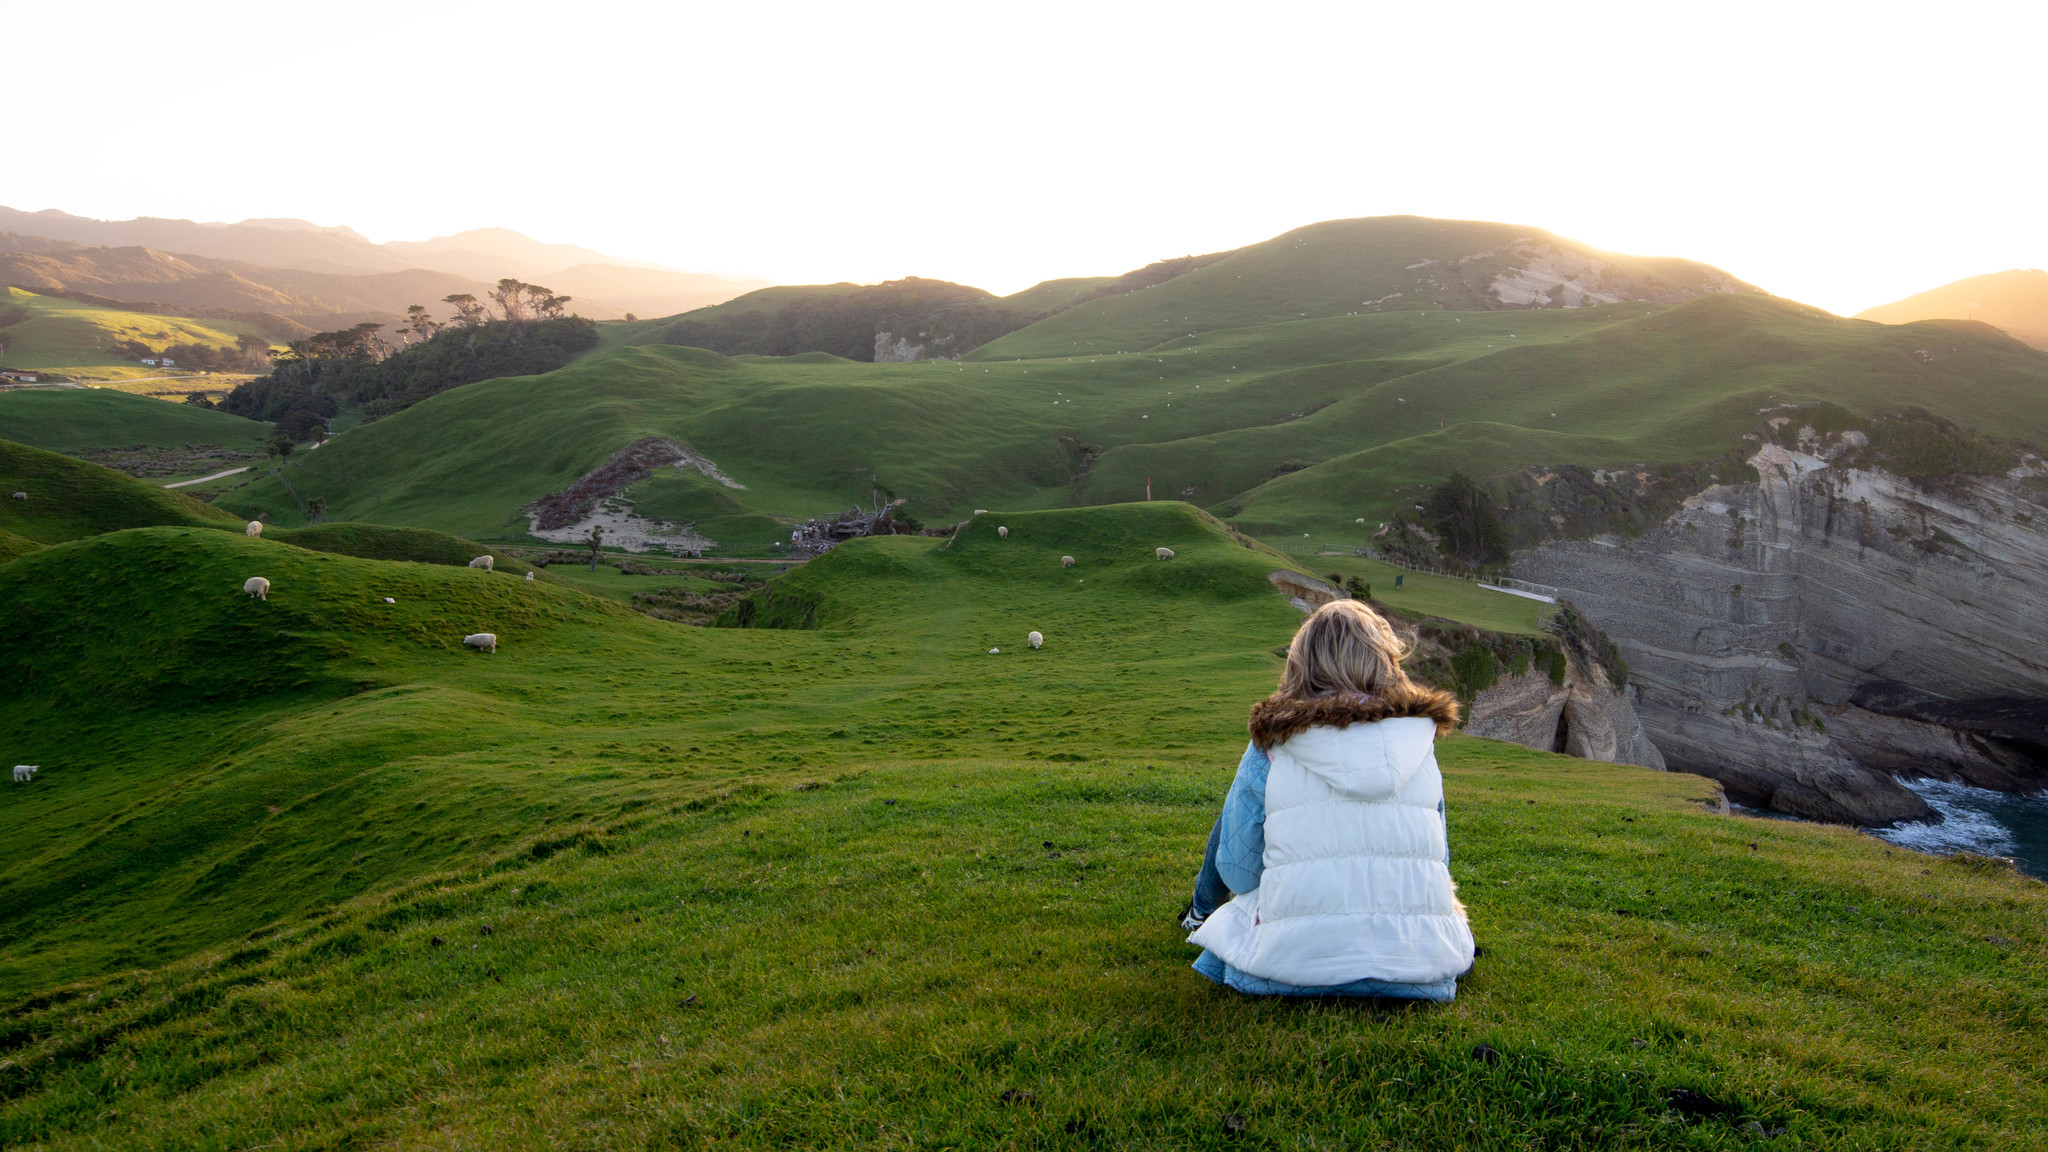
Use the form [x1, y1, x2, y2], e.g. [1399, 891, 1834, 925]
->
[1189, 812, 1232, 922]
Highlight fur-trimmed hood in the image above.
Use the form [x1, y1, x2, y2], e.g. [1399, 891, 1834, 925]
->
[1247, 682, 1460, 750]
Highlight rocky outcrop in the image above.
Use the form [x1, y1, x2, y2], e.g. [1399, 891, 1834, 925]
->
[1488, 241, 1757, 309]
[1267, 571, 1665, 770]
[1466, 666, 1666, 770]
[523, 437, 741, 556]
[1515, 421, 2048, 825]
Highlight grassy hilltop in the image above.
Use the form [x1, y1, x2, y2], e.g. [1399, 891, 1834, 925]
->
[1857, 267, 2048, 350]
[0, 501, 2041, 1146]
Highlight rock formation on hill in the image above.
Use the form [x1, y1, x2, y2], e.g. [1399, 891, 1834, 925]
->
[1268, 570, 1666, 773]
[1515, 416, 2048, 825]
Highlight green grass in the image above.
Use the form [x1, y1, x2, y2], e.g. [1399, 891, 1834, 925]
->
[998, 275, 1119, 314]
[589, 284, 868, 357]
[1281, 549, 1553, 635]
[0, 387, 272, 454]
[0, 288, 276, 380]
[0, 437, 244, 544]
[0, 502, 2041, 1147]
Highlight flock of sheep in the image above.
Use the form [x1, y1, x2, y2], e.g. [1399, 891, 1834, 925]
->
[9, 511, 1185, 785]
[982, 521, 1174, 655]
[238, 519, 501, 657]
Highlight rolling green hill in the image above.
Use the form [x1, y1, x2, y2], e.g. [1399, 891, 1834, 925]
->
[0, 387, 272, 454]
[0, 287, 277, 381]
[998, 274, 1118, 313]
[0, 502, 2040, 1146]
[222, 282, 2048, 555]
[0, 439, 523, 573]
[0, 438, 244, 544]
[968, 215, 1762, 361]
[1856, 267, 2048, 350]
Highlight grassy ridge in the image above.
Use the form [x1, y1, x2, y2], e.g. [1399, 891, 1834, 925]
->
[0, 287, 273, 380]
[0, 504, 2040, 1146]
[0, 387, 271, 453]
[967, 216, 1755, 361]
[0, 438, 243, 544]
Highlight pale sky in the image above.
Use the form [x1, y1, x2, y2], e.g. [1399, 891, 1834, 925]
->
[12, 1, 2046, 315]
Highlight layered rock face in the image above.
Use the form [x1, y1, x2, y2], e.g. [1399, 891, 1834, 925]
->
[1466, 666, 1666, 771]
[1515, 431, 2048, 825]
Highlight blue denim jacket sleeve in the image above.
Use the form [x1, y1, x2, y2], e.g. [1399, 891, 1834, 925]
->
[1213, 741, 1270, 894]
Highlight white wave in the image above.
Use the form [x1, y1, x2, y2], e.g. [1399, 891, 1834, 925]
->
[1870, 778, 2023, 857]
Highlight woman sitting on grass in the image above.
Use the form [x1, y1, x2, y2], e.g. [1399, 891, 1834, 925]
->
[1182, 598, 1475, 1000]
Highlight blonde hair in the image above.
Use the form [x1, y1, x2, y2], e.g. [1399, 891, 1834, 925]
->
[1276, 599, 1413, 700]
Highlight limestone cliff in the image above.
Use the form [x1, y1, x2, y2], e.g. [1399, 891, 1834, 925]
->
[1515, 417, 2048, 825]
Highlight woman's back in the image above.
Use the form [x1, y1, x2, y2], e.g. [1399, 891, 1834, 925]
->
[1191, 688, 1473, 988]
[1183, 599, 1476, 999]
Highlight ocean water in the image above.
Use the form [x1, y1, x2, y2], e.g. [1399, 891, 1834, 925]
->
[1870, 778, 2048, 880]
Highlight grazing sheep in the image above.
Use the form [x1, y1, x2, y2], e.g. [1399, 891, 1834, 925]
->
[1028, 631, 1043, 649]
[463, 633, 498, 653]
[245, 520, 262, 538]
[988, 647, 1000, 655]
[469, 555, 494, 572]
[12, 765, 36, 783]
[383, 597, 395, 604]
[9, 492, 24, 501]
[997, 526, 1008, 539]
[1060, 555, 1074, 567]
[243, 576, 270, 600]
[525, 571, 535, 582]
[1156, 547, 1175, 560]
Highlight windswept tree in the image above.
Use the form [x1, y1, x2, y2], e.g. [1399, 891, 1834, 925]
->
[402, 304, 444, 345]
[276, 322, 388, 364]
[491, 278, 531, 323]
[523, 283, 570, 319]
[444, 293, 489, 327]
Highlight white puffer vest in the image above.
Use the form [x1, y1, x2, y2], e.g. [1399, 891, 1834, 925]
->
[1188, 716, 1474, 987]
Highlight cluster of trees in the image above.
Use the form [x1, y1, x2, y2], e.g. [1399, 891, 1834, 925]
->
[649, 278, 1036, 362]
[111, 334, 273, 373]
[1425, 473, 1511, 568]
[219, 279, 596, 436]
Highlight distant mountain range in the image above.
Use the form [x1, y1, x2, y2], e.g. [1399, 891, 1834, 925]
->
[1857, 269, 2048, 350]
[0, 207, 770, 327]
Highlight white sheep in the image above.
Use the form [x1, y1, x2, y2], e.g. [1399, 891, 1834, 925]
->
[988, 647, 1000, 655]
[9, 492, 24, 501]
[469, 555, 494, 572]
[525, 571, 534, 582]
[463, 632, 498, 653]
[997, 526, 1008, 539]
[243, 576, 270, 600]
[1156, 546, 1175, 560]
[1060, 555, 1075, 567]
[974, 509, 988, 515]
[245, 520, 262, 538]
[1028, 631, 1043, 649]
[383, 597, 395, 604]
[12, 765, 36, 783]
